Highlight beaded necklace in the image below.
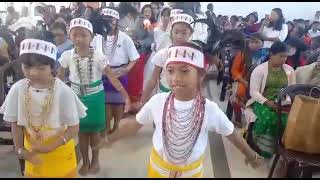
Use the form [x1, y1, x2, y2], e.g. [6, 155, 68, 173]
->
[24, 78, 55, 140]
[73, 47, 94, 96]
[162, 92, 206, 165]
[102, 31, 119, 61]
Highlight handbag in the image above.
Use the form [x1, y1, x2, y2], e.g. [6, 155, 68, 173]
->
[282, 87, 320, 154]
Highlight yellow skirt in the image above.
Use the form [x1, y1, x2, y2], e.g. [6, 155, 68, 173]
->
[147, 148, 204, 178]
[23, 131, 78, 178]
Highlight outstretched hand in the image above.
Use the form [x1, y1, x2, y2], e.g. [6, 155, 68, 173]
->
[245, 153, 264, 169]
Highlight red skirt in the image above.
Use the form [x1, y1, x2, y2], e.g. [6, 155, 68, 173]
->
[128, 52, 150, 103]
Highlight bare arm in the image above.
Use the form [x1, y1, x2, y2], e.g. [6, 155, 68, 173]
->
[226, 130, 263, 168]
[11, 122, 41, 164]
[126, 59, 137, 72]
[104, 66, 130, 99]
[108, 115, 143, 143]
[11, 122, 24, 151]
[104, 65, 131, 112]
[140, 66, 162, 104]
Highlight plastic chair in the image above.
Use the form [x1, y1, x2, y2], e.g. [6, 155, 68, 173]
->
[268, 84, 320, 178]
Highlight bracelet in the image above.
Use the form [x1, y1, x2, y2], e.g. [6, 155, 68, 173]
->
[17, 147, 23, 156]
[248, 152, 258, 163]
[60, 136, 67, 145]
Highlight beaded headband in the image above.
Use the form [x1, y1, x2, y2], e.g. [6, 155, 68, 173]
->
[102, 8, 120, 20]
[166, 46, 204, 69]
[20, 39, 57, 61]
[69, 18, 93, 34]
[171, 13, 194, 27]
[170, 9, 183, 18]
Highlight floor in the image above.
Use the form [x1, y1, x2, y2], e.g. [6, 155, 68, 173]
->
[0, 79, 272, 178]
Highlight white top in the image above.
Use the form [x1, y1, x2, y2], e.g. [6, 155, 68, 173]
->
[151, 48, 170, 90]
[0, 78, 87, 134]
[191, 14, 208, 43]
[262, 24, 288, 48]
[136, 92, 234, 164]
[91, 31, 140, 67]
[58, 48, 107, 85]
[155, 32, 172, 52]
[308, 29, 320, 38]
[153, 27, 167, 50]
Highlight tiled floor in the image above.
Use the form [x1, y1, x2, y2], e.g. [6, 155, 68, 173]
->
[0, 79, 269, 178]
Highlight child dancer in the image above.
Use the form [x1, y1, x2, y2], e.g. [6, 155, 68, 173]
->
[141, 12, 194, 106]
[99, 42, 264, 178]
[0, 36, 87, 178]
[57, 18, 131, 176]
[92, 7, 140, 134]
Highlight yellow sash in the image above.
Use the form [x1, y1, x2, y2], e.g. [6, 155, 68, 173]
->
[148, 147, 204, 178]
[23, 131, 77, 178]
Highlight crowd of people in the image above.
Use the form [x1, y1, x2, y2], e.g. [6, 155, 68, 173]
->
[0, 2, 319, 178]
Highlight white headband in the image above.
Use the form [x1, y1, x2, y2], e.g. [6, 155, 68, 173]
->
[170, 9, 183, 18]
[69, 18, 93, 34]
[20, 39, 57, 61]
[171, 14, 194, 27]
[102, 8, 120, 20]
[166, 46, 204, 69]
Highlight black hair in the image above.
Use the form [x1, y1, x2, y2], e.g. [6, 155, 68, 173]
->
[141, 4, 157, 24]
[267, 8, 285, 31]
[118, 2, 138, 19]
[270, 41, 288, 55]
[50, 22, 67, 35]
[160, 7, 171, 17]
[230, 15, 238, 22]
[292, 26, 305, 38]
[248, 32, 264, 41]
[20, 32, 56, 69]
[286, 21, 294, 28]
[207, 3, 213, 10]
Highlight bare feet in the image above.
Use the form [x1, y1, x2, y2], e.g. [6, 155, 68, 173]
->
[78, 162, 90, 176]
[89, 159, 100, 175]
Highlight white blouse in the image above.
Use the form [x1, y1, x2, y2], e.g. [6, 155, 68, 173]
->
[136, 92, 234, 164]
[262, 23, 288, 48]
[58, 48, 107, 85]
[91, 31, 140, 67]
[0, 78, 87, 133]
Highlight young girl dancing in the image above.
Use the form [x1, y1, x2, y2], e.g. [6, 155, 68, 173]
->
[0, 36, 87, 178]
[99, 42, 264, 178]
[92, 7, 140, 134]
[57, 18, 131, 176]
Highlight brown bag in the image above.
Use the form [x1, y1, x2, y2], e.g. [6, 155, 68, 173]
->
[282, 92, 320, 154]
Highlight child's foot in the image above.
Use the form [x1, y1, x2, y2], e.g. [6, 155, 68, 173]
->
[78, 163, 90, 176]
[89, 160, 100, 174]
